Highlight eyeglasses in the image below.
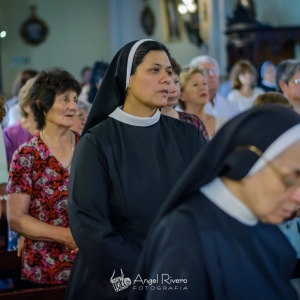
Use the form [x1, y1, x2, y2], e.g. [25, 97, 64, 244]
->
[236, 145, 300, 188]
[291, 78, 300, 85]
[202, 68, 219, 76]
[75, 112, 87, 120]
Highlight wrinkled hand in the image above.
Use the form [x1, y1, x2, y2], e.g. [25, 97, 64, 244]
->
[63, 228, 78, 251]
[17, 236, 25, 258]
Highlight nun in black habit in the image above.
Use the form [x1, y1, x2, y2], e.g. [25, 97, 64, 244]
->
[129, 105, 300, 300]
[65, 40, 206, 300]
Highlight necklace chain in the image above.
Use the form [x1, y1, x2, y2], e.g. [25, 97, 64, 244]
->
[41, 130, 75, 170]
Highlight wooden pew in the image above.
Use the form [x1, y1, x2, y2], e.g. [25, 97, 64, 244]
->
[0, 251, 21, 273]
[0, 285, 66, 299]
[0, 216, 8, 250]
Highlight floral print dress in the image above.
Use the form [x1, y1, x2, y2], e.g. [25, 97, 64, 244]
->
[7, 132, 80, 284]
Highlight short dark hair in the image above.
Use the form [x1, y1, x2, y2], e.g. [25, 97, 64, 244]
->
[170, 57, 182, 76]
[252, 92, 292, 108]
[30, 68, 81, 130]
[131, 41, 171, 76]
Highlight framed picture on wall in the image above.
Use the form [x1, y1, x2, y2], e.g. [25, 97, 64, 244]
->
[160, 0, 183, 42]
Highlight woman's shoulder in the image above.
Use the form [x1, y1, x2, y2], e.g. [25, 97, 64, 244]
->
[228, 89, 239, 96]
[214, 116, 227, 130]
[14, 134, 41, 154]
[3, 122, 22, 136]
[227, 89, 240, 101]
[178, 111, 200, 123]
[253, 87, 264, 95]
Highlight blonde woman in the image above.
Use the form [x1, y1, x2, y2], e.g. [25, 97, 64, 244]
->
[179, 67, 226, 139]
[161, 58, 209, 141]
[3, 77, 39, 168]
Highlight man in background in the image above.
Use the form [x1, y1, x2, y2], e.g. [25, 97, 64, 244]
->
[189, 55, 238, 119]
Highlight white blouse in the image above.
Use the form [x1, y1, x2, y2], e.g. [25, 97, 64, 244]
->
[228, 87, 264, 112]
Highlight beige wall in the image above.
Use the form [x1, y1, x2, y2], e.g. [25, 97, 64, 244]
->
[0, 0, 109, 98]
[255, 0, 300, 26]
[145, 0, 203, 67]
[254, 0, 300, 59]
[108, 0, 204, 66]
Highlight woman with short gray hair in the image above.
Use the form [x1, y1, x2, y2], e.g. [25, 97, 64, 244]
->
[70, 99, 91, 135]
[277, 59, 300, 114]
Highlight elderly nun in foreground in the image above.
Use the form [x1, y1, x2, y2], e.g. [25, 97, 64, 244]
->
[130, 105, 300, 300]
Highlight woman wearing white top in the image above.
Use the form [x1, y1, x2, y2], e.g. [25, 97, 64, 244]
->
[228, 60, 264, 112]
[178, 67, 226, 139]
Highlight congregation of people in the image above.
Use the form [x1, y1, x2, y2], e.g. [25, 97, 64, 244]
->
[1, 38, 300, 300]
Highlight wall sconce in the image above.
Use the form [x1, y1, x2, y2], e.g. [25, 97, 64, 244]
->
[177, 0, 202, 48]
[0, 31, 6, 38]
[177, 0, 197, 15]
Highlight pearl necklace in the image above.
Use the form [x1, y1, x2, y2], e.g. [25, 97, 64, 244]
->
[41, 130, 75, 170]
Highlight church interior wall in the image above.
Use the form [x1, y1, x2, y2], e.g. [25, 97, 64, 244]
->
[1, 0, 300, 97]
[0, 0, 109, 98]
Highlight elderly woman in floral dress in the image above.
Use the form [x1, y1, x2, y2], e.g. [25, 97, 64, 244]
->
[7, 68, 81, 289]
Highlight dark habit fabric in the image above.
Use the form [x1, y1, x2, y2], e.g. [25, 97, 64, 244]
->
[129, 192, 298, 300]
[128, 106, 300, 300]
[65, 115, 206, 300]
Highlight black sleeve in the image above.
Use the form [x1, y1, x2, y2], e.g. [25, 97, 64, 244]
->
[68, 132, 139, 282]
[129, 209, 210, 300]
[186, 123, 208, 159]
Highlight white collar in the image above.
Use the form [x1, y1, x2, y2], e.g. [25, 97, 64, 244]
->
[200, 177, 258, 226]
[213, 93, 223, 102]
[109, 107, 161, 127]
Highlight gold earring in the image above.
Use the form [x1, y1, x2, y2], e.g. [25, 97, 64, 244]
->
[44, 111, 46, 116]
